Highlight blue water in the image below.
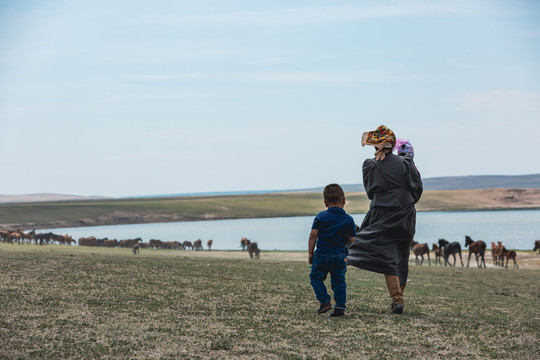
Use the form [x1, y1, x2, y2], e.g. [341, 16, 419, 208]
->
[39, 210, 540, 251]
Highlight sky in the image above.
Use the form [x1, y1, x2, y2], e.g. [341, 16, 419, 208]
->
[1, 0, 539, 197]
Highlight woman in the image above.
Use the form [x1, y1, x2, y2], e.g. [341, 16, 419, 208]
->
[347, 125, 423, 314]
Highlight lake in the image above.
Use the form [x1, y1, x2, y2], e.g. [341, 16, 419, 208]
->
[40, 209, 540, 251]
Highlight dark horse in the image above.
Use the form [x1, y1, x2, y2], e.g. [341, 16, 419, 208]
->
[534, 240, 540, 255]
[248, 242, 260, 260]
[502, 249, 519, 269]
[464, 236, 486, 268]
[438, 238, 463, 267]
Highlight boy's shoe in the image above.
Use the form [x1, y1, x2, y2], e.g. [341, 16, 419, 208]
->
[330, 308, 345, 317]
[390, 303, 404, 314]
[317, 301, 332, 314]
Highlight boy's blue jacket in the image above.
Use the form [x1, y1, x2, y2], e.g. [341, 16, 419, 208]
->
[312, 207, 356, 255]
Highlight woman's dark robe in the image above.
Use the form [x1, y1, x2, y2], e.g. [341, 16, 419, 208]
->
[347, 153, 423, 285]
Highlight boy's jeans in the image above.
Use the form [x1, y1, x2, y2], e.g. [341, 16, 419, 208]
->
[310, 252, 347, 309]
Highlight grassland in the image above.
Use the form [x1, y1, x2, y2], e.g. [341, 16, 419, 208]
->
[1, 188, 540, 230]
[1, 244, 538, 359]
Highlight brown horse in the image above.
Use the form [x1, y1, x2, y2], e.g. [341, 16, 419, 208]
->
[491, 242, 505, 266]
[491, 242, 498, 265]
[432, 243, 444, 266]
[24, 230, 36, 244]
[79, 236, 97, 247]
[149, 239, 163, 249]
[501, 249, 518, 269]
[104, 239, 119, 247]
[464, 236, 486, 268]
[9, 230, 23, 245]
[207, 239, 213, 250]
[533, 240, 540, 254]
[193, 239, 203, 251]
[411, 240, 431, 266]
[0, 230, 11, 243]
[248, 242, 260, 260]
[495, 241, 506, 266]
[55, 234, 74, 245]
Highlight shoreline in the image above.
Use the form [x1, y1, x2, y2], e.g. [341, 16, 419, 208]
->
[3, 206, 540, 232]
[2, 188, 540, 231]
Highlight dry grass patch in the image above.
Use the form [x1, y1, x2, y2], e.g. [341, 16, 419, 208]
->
[1, 244, 539, 359]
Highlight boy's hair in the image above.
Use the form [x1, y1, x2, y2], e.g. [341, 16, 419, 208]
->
[323, 184, 345, 204]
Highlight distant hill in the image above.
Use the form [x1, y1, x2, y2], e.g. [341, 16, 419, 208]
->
[130, 174, 540, 198]
[420, 174, 540, 190]
[2, 175, 539, 203]
[0, 193, 110, 204]
[296, 174, 540, 193]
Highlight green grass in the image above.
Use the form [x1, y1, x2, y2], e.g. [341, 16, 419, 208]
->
[0, 193, 352, 227]
[1, 244, 538, 359]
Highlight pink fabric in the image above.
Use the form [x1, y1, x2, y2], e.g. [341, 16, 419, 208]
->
[394, 138, 414, 159]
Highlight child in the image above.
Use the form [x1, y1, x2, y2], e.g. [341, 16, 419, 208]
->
[394, 138, 414, 159]
[308, 184, 356, 317]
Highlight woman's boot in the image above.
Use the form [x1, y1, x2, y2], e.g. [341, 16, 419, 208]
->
[384, 274, 404, 314]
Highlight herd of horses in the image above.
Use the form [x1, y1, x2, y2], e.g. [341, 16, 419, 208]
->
[3, 229, 537, 266]
[410, 235, 534, 269]
[0, 230, 74, 245]
[78, 236, 214, 252]
[0, 229, 214, 252]
[0, 229, 263, 259]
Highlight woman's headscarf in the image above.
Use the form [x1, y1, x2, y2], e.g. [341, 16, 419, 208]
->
[394, 138, 414, 159]
[361, 125, 396, 161]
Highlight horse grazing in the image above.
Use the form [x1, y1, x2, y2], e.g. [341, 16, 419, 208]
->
[149, 239, 163, 249]
[183, 241, 193, 250]
[193, 239, 203, 251]
[24, 230, 36, 244]
[248, 242, 260, 260]
[133, 243, 140, 255]
[502, 249, 518, 269]
[464, 236, 486, 268]
[432, 243, 444, 266]
[411, 240, 430, 266]
[79, 236, 97, 247]
[103, 239, 118, 247]
[533, 240, 540, 254]
[438, 238, 463, 267]
[53, 234, 74, 245]
[0, 230, 10, 243]
[162, 241, 182, 250]
[207, 239, 213, 251]
[240, 237, 251, 250]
